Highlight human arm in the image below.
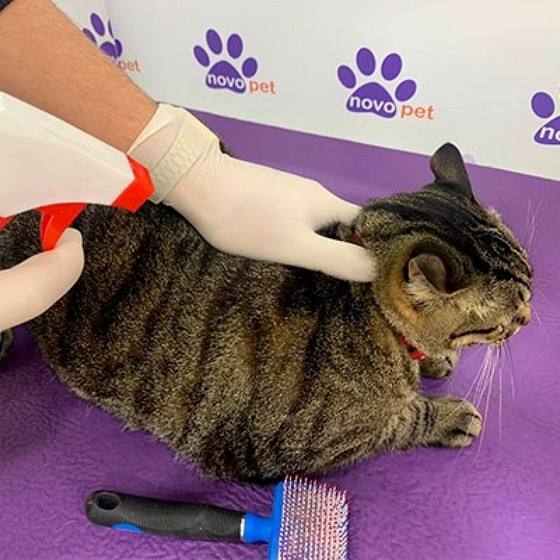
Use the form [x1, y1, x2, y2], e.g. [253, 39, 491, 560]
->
[0, 0, 374, 282]
[0, 0, 157, 150]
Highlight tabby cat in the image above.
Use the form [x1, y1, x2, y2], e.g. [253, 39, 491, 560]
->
[0, 143, 531, 482]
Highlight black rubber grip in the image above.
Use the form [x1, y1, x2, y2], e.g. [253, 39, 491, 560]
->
[86, 491, 245, 541]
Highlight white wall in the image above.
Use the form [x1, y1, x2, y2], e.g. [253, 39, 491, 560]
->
[56, 0, 560, 182]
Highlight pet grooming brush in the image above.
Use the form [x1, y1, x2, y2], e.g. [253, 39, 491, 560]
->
[0, 92, 154, 250]
[86, 476, 349, 559]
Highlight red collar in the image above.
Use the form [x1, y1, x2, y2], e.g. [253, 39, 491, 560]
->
[396, 333, 426, 361]
[352, 230, 426, 361]
[352, 231, 364, 245]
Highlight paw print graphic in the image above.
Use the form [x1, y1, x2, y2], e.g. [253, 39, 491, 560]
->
[337, 48, 417, 118]
[193, 29, 258, 94]
[531, 90, 560, 145]
[82, 13, 123, 60]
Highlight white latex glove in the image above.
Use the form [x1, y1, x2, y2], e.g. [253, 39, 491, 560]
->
[166, 148, 374, 281]
[129, 104, 374, 282]
[0, 228, 84, 331]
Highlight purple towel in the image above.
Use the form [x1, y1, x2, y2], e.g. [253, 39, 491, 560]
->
[1, 113, 559, 559]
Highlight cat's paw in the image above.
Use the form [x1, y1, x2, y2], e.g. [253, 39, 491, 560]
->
[0, 330, 14, 361]
[420, 351, 458, 379]
[430, 397, 482, 448]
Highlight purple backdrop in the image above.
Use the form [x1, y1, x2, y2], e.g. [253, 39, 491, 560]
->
[1, 113, 559, 559]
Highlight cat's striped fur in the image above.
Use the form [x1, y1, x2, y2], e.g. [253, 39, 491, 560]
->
[0, 144, 531, 482]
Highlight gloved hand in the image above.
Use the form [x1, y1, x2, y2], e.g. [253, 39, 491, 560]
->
[129, 104, 374, 282]
[0, 228, 84, 331]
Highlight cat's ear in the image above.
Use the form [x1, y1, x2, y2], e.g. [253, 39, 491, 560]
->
[405, 253, 448, 305]
[430, 143, 473, 200]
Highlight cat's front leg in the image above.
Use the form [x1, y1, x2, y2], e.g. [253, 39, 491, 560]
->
[381, 395, 482, 451]
[424, 396, 482, 448]
[419, 350, 458, 379]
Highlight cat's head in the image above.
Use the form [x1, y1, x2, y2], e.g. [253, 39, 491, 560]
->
[350, 143, 532, 355]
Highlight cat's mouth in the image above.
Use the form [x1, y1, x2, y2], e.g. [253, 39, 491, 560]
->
[494, 324, 526, 345]
[451, 324, 522, 347]
[451, 304, 531, 347]
[450, 327, 499, 347]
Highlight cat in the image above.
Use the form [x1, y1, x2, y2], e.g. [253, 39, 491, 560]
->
[0, 143, 532, 483]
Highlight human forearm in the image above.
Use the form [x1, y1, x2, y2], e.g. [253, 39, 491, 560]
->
[0, 0, 156, 151]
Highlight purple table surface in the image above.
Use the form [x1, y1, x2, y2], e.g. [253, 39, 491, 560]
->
[1, 112, 559, 560]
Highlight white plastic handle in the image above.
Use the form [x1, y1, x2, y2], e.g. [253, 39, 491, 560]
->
[0, 93, 134, 216]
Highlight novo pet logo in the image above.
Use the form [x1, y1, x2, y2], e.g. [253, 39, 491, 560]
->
[82, 13, 141, 73]
[193, 29, 275, 95]
[337, 48, 433, 120]
[531, 89, 560, 145]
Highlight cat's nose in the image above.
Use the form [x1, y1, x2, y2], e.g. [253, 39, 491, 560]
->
[515, 305, 531, 326]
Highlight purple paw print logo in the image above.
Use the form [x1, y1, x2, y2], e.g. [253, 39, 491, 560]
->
[82, 13, 123, 60]
[337, 48, 417, 118]
[531, 90, 560, 145]
[193, 29, 258, 94]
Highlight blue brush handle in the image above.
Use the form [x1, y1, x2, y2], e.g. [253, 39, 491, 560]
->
[86, 491, 246, 541]
[245, 482, 284, 560]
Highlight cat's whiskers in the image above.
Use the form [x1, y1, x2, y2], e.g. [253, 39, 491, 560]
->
[495, 343, 516, 447]
[456, 347, 490, 414]
[496, 345, 505, 444]
[449, 346, 496, 466]
[523, 196, 544, 253]
[451, 353, 482, 414]
[530, 295, 560, 330]
[503, 341, 516, 403]
[473, 345, 494, 408]
[534, 285, 546, 299]
[524, 197, 532, 246]
[473, 345, 500, 458]
[531, 305, 543, 327]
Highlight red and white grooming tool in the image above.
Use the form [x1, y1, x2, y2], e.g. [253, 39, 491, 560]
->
[0, 92, 154, 250]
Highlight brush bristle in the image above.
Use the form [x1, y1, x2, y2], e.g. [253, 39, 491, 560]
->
[277, 475, 349, 559]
